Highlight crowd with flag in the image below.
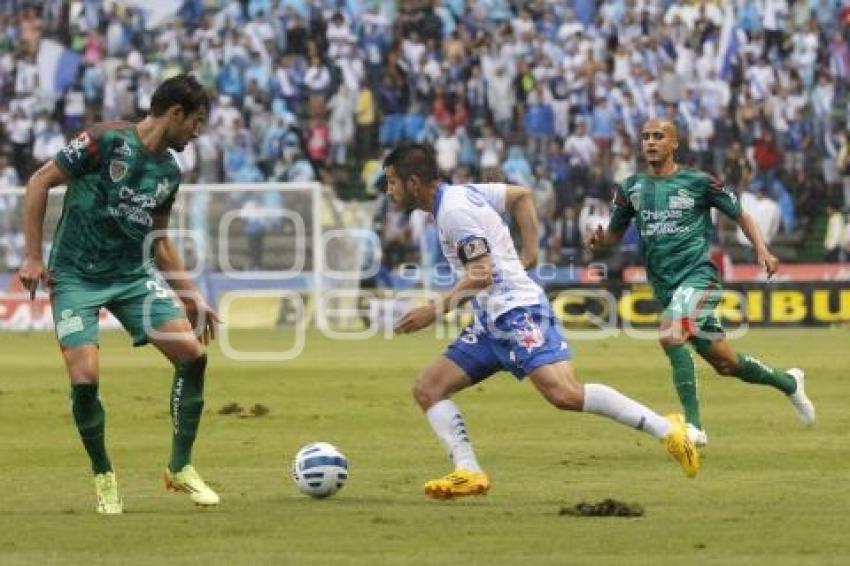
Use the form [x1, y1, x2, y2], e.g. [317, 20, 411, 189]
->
[1, 0, 850, 273]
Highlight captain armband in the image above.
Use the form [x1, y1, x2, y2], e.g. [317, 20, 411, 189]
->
[457, 236, 491, 264]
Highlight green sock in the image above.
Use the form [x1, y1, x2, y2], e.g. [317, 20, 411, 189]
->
[665, 345, 702, 429]
[71, 383, 112, 475]
[734, 353, 796, 395]
[169, 355, 207, 473]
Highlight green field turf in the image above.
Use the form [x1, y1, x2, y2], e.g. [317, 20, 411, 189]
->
[1, 327, 848, 565]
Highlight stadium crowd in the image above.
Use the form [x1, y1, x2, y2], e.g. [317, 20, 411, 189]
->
[2, 0, 850, 274]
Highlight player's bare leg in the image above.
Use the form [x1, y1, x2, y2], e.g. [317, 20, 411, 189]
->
[659, 317, 707, 446]
[62, 344, 123, 514]
[528, 360, 699, 477]
[150, 318, 219, 506]
[413, 356, 490, 499]
[693, 337, 814, 426]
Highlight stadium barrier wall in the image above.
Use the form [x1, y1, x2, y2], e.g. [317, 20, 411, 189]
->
[3, 280, 849, 333]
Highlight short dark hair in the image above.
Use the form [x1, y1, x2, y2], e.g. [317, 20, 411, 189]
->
[382, 144, 439, 184]
[149, 74, 210, 117]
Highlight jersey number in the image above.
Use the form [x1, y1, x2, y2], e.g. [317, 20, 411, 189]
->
[146, 279, 169, 299]
[670, 287, 695, 312]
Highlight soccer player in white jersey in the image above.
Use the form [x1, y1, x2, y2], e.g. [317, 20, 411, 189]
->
[385, 144, 700, 499]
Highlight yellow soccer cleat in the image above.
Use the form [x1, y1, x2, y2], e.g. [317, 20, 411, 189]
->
[663, 414, 700, 478]
[94, 471, 124, 515]
[424, 469, 491, 500]
[164, 465, 220, 507]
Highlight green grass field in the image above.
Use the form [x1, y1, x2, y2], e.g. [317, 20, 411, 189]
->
[1, 327, 849, 565]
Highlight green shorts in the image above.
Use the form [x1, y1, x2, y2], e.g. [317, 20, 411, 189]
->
[660, 283, 725, 340]
[50, 273, 186, 348]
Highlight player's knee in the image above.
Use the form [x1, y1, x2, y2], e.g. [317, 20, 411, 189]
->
[712, 358, 737, 376]
[412, 369, 453, 410]
[659, 334, 687, 350]
[175, 353, 207, 376]
[412, 375, 436, 409]
[69, 369, 98, 384]
[66, 361, 98, 384]
[172, 345, 207, 366]
[546, 383, 584, 411]
[187, 342, 207, 362]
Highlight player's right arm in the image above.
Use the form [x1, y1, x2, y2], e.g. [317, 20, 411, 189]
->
[586, 182, 633, 251]
[18, 160, 69, 298]
[20, 127, 103, 297]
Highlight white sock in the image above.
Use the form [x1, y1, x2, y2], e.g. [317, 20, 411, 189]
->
[425, 400, 482, 472]
[582, 383, 672, 440]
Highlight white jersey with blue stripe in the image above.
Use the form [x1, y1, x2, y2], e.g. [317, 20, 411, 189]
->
[434, 182, 543, 323]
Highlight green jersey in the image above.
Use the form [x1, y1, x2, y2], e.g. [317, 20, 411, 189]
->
[50, 121, 181, 279]
[609, 167, 742, 303]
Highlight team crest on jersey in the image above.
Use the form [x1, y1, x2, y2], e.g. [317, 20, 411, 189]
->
[513, 314, 544, 352]
[669, 189, 695, 210]
[114, 139, 132, 157]
[109, 160, 129, 182]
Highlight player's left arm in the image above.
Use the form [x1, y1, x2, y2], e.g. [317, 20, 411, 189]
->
[504, 184, 539, 269]
[737, 212, 779, 277]
[706, 174, 779, 277]
[151, 212, 220, 343]
[395, 206, 495, 335]
[393, 253, 493, 335]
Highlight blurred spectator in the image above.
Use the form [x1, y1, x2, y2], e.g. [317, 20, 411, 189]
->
[564, 120, 597, 169]
[837, 131, 850, 207]
[737, 186, 781, 260]
[501, 146, 533, 187]
[525, 84, 555, 158]
[487, 64, 514, 136]
[824, 202, 845, 263]
[611, 143, 637, 184]
[434, 126, 460, 176]
[1, 0, 849, 273]
[753, 130, 783, 184]
[328, 82, 355, 165]
[722, 141, 748, 188]
[305, 117, 330, 163]
[549, 205, 583, 266]
[240, 199, 267, 270]
[8, 107, 33, 181]
[689, 107, 714, 171]
[354, 79, 377, 161]
[784, 108, 810, 175]
[303, 53, 331, 96]
[476, 123, 504, 172]
[31, 117, 65, 165]
[531, 161, 556, 258]
[374, 193, 412, 286]
[0, 153, 21, 268]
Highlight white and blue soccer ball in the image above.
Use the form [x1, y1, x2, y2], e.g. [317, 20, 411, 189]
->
[292, 442, 349, 498]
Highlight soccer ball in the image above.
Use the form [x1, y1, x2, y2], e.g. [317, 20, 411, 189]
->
[292, 442, 349, 498]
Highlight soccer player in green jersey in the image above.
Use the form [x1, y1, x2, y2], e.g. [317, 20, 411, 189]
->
[18, 75, 220, 513]
[588, 118, 815, 447]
